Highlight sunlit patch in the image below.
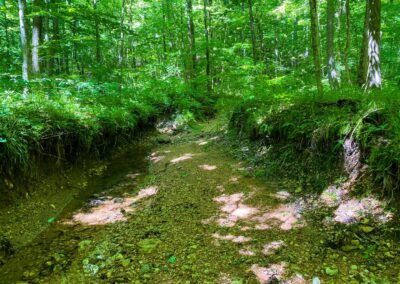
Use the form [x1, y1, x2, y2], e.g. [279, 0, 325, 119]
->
[126, 173, 141, 179]
[67, 186, 158, 226]
[150, 152, 165, 164]
[320, 185, 345, 207]
[212, 233, 251, 243]
[213, 193, 258, 227]
[286, 273, 307, 284]
[209, 136, 220, 141]
[251, 263, 286, 283]
[273, 191, 291, 201]
[229, 176, 240, 183]
[253, 203, 305, 231]
[199, 164, 217, 171]
[216, 185, 225, 192]
[334, 197, 393, 224]
[171, 153, 194, 164]
[239, 247, 255, 256]
[262, 240, 285, 256]
[254, 224, 271, 230]
[196, 139, 208, 146]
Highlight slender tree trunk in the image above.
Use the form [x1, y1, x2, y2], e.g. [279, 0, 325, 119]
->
[3, 0, 10, 62]
[119, 0, 126, 86]
[18, 0, 29, 82]
[32, 0, 42, 76]
[309, 0, 323, 94]
[93, 0, 101, 63]
[365, 0, 381, 89]
[203, 0, 211, 93]
[343, 0, 351, 83]
[161, 0, 167, 60]
[326, 0, 339, 89]
[357, 0, 370, 86]
[186, 0, 196, 78]
[248, 0, 257, 65]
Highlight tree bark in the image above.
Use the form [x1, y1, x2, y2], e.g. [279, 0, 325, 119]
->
[32, 0, 42, 76]
[357, 0, 370, 86]
[93, 0, 101, 63]
[18, 0, 29, 82]
[309, 0, 323, 94]
[186, 0, 196, 78]
[203, 0, 211, 93]
[119, 0, 126, 86]
[365, 0, 381, 89]
[326, 0, 339, 89]
[343, 0, 351, 83]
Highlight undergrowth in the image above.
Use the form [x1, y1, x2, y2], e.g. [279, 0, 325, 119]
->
[220, 74, 400, 198]
[0, 74, 211, 183]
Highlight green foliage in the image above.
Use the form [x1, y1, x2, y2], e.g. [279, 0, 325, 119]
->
[226, 78, 400, 196]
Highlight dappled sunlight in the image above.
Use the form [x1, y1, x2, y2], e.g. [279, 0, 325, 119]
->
[229, 176, 240, 183]
[251, 263, 286, 283]
[171, 153, 194, 164]
[334, 197, 393, 224]
[149, 152, 165, 164]
[126, 172, 141, 179]
[253, 203, 305, 231]
[262, 240, 285, 256]
[199, 164, 217, 171]
[212, 233, 251, 243]
[196, 139, 209, 146]
[273, 191, 291, 201]
[239, 247, 255, 256]
[213, 193, 259, 227]
[67, 186, 158, 226]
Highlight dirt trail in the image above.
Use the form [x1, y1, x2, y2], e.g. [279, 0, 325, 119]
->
[0, 125, 399, 283]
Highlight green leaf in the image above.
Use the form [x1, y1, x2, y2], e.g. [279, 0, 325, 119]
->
[168, 255, 176, 264]
[325, 266, 338, 276]
[47, 217, 56, 223]
[0, 138, 7, 143]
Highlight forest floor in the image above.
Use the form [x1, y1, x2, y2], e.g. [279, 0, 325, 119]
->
[0, 120, 399, 283]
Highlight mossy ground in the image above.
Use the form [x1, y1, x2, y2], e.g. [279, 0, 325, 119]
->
[0, 122, 399, 283]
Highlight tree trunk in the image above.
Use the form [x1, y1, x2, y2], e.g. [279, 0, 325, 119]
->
[186, 0, 196, 78]
[326, 0, 339, 89]
[343, 0, 351, 83]
[18, 0, 29, 82]
[93, 0, 101, 63]
[357, 0, 370, 86]
[248, 0, 257, 65]
[365, 0, 381, 89]
[119, 0, 126, 85]
[309, 0, 323, 94]
[32, 0, 42, 76]
[203, 0, 211, 93]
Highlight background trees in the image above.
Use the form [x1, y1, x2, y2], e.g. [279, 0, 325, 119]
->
[0, 0, 397, 94]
